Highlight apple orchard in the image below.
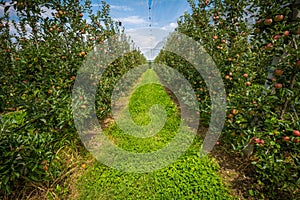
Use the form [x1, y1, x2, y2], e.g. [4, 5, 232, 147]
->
[0, 0, 300, 199]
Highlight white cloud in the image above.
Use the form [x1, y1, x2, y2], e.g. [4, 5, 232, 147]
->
[92, 4, 133, 12]
[125, 28, 171, 60]
[110, 5, 133, 12]
[126, 28, 156, 48]
[162, 22, 178, 30]
[118, 16, 147, 25]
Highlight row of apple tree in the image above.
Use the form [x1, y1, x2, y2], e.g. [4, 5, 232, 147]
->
[155, 0, 299, 198]
[0, 0, 146, 197]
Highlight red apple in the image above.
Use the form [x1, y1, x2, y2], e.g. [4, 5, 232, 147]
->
[246, 81, 251, 86]
[243, 73, 249, 78]
[212, 35, 218, 39]
[79, 13, 83, 17]
[231, 109, 238, 115]
[283, 30, 289, 37]
[293, 130, 300, 137]
[274, 15, 284, 22]
[266, 43, 273, 50]
[252, 137, 261, 144]
[275, 83, 282, 89]
[228, 114, 234, 119]
[213, 14, 220, 20]
[274, 69, 283, 76]
[293, 139, 300, 143]
[283, 136, 290, 142]
[273, 34, 280, 40]
[264, 18, 273, 25]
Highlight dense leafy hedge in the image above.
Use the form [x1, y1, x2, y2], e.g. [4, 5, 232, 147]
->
[0, 0, 146, 197]
[155, 0, 300, 198]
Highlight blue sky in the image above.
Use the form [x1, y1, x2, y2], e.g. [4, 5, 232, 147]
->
[97, 0, 190, 30]
[94, 0, 191, 59]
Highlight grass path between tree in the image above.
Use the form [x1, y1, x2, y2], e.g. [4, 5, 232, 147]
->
[71, 69, 234, 200]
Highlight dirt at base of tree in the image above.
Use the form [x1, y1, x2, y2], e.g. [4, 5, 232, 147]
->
[211, 143, 258, 200]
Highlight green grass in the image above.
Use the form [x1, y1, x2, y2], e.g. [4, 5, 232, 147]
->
[76, 69, 233, 199]
[107, 69, 181, 152]
[1, 110, 27, 126]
